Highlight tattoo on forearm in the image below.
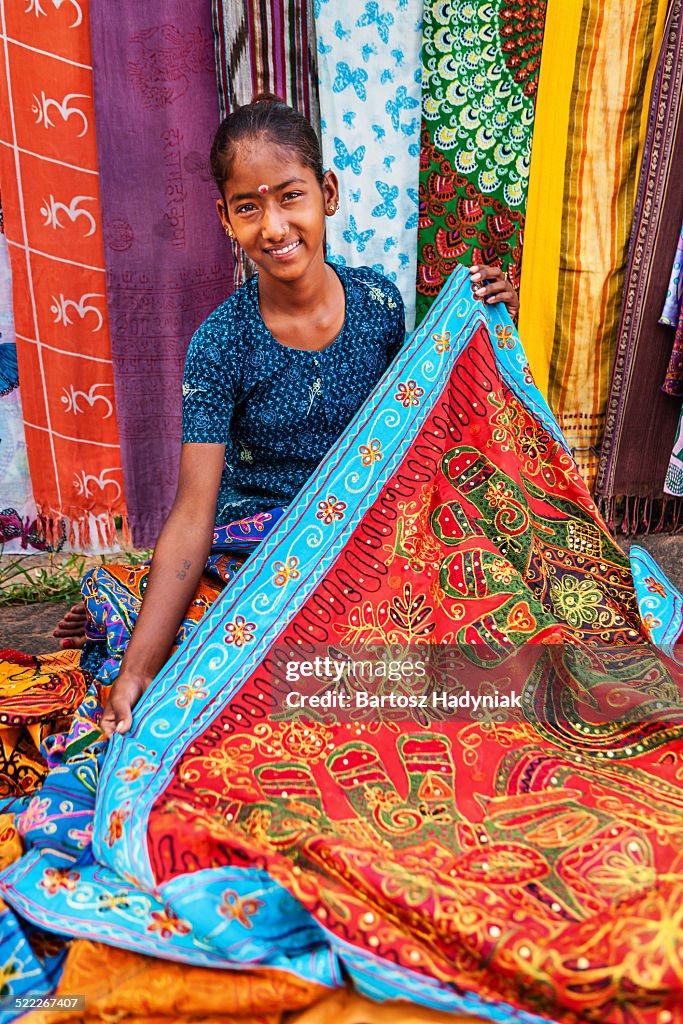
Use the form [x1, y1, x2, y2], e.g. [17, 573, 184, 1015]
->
[175, 559, 192, 581]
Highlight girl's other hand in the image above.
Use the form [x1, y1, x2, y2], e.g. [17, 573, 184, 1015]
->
[470, 265, 519, 321]
[100, 669, 151, 737]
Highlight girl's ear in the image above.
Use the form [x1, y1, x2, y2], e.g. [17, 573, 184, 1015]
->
[322, 170, 340, 212]
[216, 198, 230, 231]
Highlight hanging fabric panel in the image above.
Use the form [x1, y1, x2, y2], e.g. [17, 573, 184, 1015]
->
[594, 0, 683, 519]
[0, 200, 40, 553]
[415, 0, 548, 328]
[212, 0, 320, 125]
[0, 0, 125, 549]
[315, 0, 423, 331]
[89, 3, 232, 549]
[519, 0, 668, 490]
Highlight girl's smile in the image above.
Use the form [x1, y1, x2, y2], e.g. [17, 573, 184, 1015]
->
[266, 238, 302, 259]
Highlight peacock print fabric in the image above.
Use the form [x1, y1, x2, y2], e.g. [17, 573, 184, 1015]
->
[416, 0, 547, 325]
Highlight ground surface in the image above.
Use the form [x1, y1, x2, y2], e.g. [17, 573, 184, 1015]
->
[0, 535, 681, 656]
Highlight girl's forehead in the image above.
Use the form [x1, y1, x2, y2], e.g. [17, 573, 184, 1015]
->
[228, 139, 313, 181]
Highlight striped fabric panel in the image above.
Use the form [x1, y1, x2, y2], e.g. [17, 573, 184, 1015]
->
[519, 0, 667, 489]
[595, 0, 683, 511]
[211, 0, 319, 123]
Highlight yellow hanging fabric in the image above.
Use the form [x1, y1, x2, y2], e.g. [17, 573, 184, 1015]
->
[519, 0, 669, 487]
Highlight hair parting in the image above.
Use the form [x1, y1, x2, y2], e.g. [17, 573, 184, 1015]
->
[210, 94, 324, 194]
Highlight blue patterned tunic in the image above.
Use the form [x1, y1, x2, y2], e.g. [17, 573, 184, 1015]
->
[182, 263, 405, 524]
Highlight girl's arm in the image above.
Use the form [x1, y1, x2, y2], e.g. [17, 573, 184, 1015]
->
[100, 442, 225, 737]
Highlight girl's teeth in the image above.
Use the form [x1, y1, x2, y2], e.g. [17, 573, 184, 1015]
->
[273, 241, 298, 255]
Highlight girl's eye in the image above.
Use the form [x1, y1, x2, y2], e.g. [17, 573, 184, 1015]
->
[282, 191, 303, 202]
[235, 203, 257, 215]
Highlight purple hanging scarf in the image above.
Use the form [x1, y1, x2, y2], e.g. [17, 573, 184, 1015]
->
[90, 5, 232, 547]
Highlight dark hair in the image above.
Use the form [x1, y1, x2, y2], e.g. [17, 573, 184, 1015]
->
[210, 94, 324, 194]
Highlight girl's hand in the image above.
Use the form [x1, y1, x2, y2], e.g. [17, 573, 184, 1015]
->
[100, 669, 152, 737]
[470, 265, 519, 321]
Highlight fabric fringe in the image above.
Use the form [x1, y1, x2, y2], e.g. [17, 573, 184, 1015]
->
[598, 495, 683, 537]
[37, 509, 126, 553]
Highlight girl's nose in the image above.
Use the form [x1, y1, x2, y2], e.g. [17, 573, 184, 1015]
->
[261, 206, 289, 240]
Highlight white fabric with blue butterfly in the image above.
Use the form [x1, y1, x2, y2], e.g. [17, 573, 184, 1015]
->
[315, 0, 422, 330]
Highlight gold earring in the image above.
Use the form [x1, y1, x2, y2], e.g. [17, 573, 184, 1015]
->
[328, 203, 338, 214]
[225, 225, 234, 240]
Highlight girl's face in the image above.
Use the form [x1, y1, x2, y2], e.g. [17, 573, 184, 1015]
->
[217, 140, 338, 286]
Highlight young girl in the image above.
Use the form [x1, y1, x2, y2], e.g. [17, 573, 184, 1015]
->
[54, 95, 518, 737]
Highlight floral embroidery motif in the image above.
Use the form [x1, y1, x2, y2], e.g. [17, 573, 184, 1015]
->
[96, 892, 132, 913]
[395, 380, 425, 408]
[495, 324, 515, 349]
[147, 908, 192, 940]
[359, 438, 383, 465]
[176, 677, 209, 709]
[433, 330, 451, 353]
[644, 577, 667, 598]
[105, 807, 130, 848]
[39, 868, 80, 896]
[316, 495, 348, 524]
[116, 756, 156, 783]
[218, 889, 264, 929]
[641, 613, 662, 634]
[489, 559, 517, 585]
[224, 615, 257, 647]
[517, 425, 551, 462]
[485, 480, 514, 509]
[273, 557, 301, 588]
[17, 796, 51, 834]
[549, 576, 605, 630]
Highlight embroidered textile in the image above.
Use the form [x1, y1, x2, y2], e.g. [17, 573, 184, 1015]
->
[0, 0, 125, 550]
[19, 944, 484, 1024]
[661, 218, 683, 396]
[0, 649, 87, 806]
[1, 270, 682, 1023]
[89, 2, 232, 549]
[520, 0, 668, 487]
[182, 265, 404, 524]
[0, 207, 39, 553]
[315, 0, 423, 330]
[19, 938, 328, 1024]
[415, 0, 547, 327]
[594, 0, 683, 509]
